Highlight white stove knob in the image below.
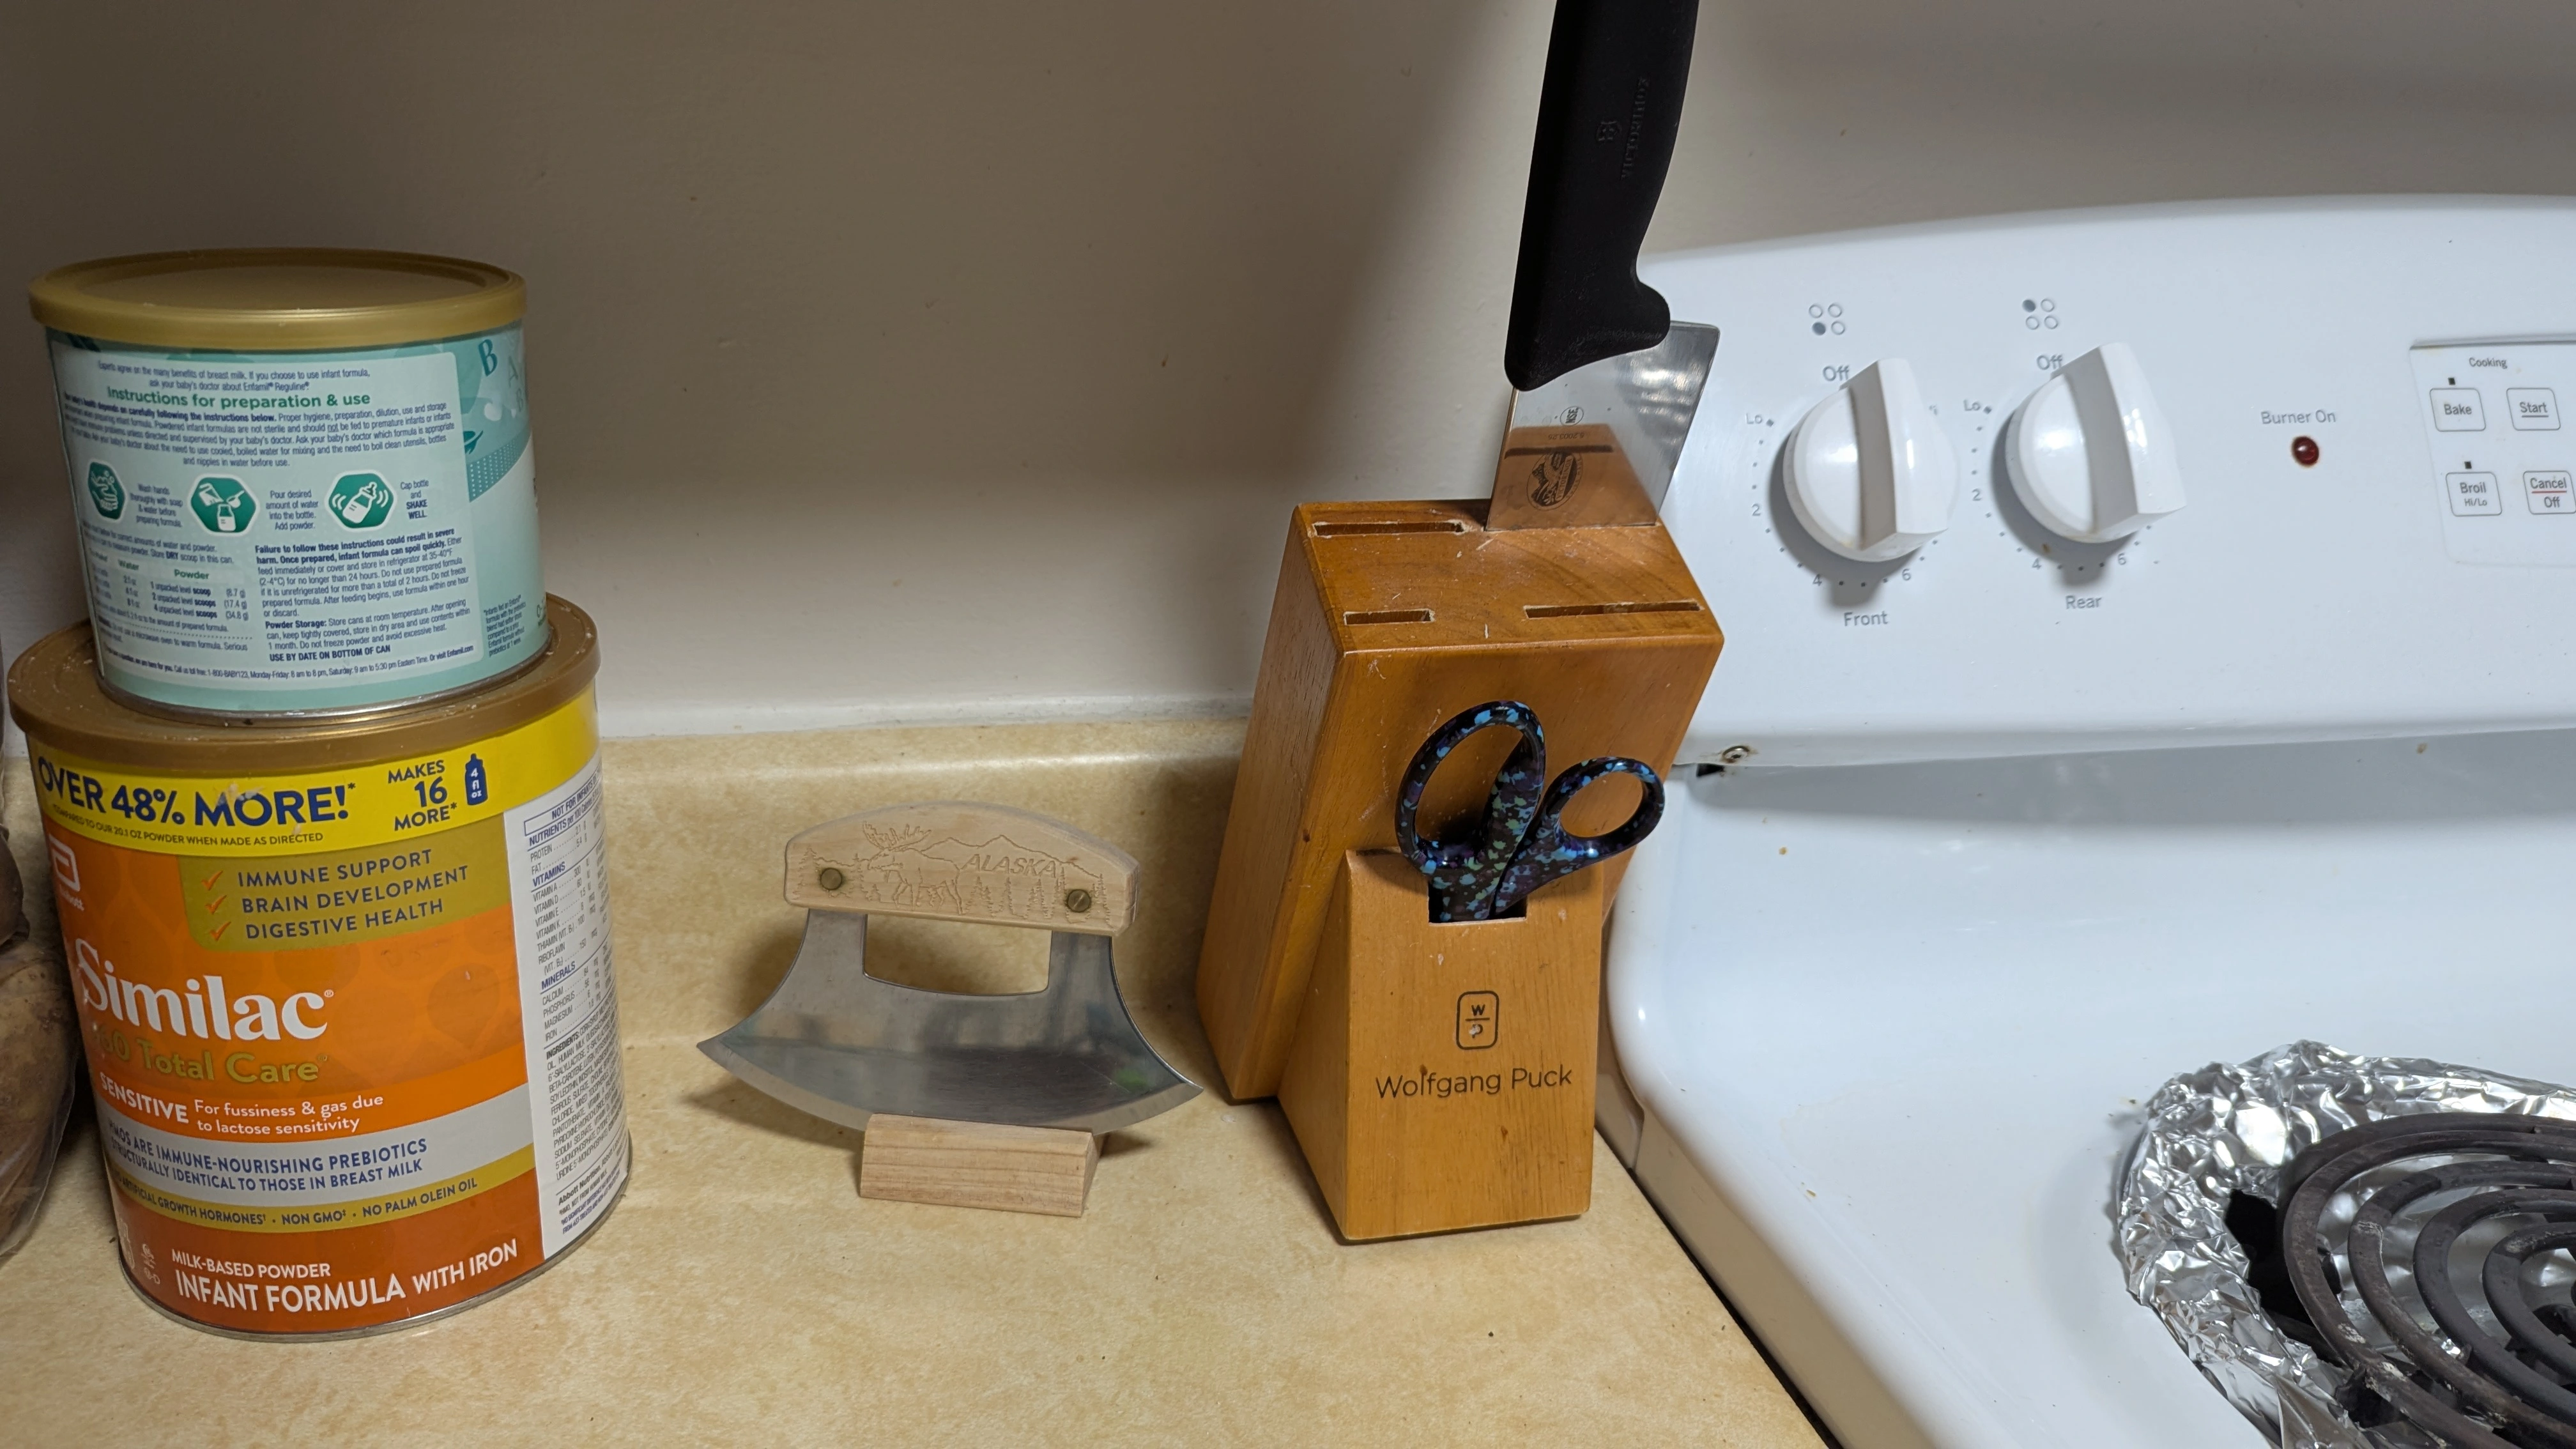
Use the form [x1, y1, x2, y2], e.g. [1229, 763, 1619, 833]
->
[2005, 343, 2185, 542]
[1784, 358, 1958, 562]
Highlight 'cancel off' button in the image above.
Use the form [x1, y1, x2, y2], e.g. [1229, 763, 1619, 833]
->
[2527, 470, 2574, 514]
[2448, 472, 2503, 516]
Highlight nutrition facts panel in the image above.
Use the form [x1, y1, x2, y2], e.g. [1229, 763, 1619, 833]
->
[504, 758, 627, 1255]
[2412, 342, 2576, 566]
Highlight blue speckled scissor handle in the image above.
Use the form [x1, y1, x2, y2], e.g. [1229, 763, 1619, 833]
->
[1395, 702, 1549, 922]
[1487, 755, 1664, 918]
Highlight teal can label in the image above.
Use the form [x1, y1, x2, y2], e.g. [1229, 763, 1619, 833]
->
[47, 325, 546, 716]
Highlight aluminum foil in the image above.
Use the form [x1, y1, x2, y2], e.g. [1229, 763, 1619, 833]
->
[2115, 1040, 2576, 1448]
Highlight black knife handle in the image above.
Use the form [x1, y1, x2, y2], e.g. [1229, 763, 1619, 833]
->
[1503, 0, 1700, 392]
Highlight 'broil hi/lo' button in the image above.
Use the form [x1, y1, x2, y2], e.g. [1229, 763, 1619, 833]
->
[2431, 388, 2487, 431]
[2449, 471, 2504, 516]
[2527, 470, 2573, 514]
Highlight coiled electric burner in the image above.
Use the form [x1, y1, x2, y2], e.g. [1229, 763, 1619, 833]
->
[2272, 1116, 2576, 1448]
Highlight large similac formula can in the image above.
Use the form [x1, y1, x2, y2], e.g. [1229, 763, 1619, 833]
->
[29, 249, 546, 719]
[6, 597, 627, 1338]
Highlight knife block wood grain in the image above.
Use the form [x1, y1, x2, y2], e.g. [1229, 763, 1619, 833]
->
[858, 1114, 1099, 1217]
[1195, 499, 1721, 1100]
[1278, 852, 1601, 1240]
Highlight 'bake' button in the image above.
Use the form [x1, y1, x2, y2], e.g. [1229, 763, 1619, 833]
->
[2431, 388, 2487, 431]
[2511, 388, 2562, 431]
[2448, 471, 2503, 515]
[2527, 470, 2573, 514]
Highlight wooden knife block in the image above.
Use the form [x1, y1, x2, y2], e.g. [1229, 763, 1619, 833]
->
[1195, 499, 1722, 1100]
[1278, 852, 1602, 1240]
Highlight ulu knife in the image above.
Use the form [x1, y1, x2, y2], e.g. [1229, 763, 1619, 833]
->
[1488, 0, 1717, 530]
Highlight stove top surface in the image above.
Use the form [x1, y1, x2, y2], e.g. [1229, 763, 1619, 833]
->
[1609, 729, 2576, 1448]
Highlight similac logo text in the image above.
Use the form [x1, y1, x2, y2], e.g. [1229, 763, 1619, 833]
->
[70, 939, 330, 1043]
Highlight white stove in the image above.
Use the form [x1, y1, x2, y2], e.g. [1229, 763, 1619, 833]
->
[1606, 199, 2576, 1448]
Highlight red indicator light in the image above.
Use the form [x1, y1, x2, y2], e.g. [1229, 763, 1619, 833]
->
[2292, 435, 2320, 466]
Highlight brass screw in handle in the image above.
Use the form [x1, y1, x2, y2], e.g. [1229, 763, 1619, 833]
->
[817, 867, 847, 891]
[1063, 888, 1093, 914]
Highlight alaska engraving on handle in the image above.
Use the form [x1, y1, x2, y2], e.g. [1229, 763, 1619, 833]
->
[783, 801, 1139, 935]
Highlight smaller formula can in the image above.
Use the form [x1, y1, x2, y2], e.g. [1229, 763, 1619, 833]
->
[7, 597, 627, 1338]
[29, 250, 546, 719]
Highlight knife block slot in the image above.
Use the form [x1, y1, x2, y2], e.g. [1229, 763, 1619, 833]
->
[1275, 851, 1600, 1240]
[1195, 498, 1722, 1101]
[1524, 599, 1701, 618]
[1310, 518, 1467, 537]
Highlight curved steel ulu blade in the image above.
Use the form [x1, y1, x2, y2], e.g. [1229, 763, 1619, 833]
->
[699, 913, 1199, 1135]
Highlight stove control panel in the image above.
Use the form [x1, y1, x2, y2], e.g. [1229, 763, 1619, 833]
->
[1646, 199, 2576, 765]
[2411, 341, 2576, 565]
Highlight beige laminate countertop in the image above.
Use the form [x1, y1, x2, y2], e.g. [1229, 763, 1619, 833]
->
[0, 721, 1821, 1447]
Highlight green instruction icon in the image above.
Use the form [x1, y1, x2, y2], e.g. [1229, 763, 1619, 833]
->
[86, 462, 125, 520]
[189, 476, 257, 534]
[328, 472, 395, 530]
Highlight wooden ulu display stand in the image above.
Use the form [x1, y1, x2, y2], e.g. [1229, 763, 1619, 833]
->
[858, 1115, 1100, 1218]
[1195, 499, 1722, 1238]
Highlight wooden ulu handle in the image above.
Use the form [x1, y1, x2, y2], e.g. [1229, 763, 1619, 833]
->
[783, 801, 1140, 936]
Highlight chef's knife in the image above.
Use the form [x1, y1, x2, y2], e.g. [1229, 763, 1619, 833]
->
[1489, 0, 1716, 530]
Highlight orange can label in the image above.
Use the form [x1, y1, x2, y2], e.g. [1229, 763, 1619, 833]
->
[28, 692, 625, 1334]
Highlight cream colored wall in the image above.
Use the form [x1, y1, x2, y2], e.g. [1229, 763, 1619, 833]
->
[8, 0, 2576, 739]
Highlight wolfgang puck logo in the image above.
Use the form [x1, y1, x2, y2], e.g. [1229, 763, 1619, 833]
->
[1374, 1064, 1577, 1100]
[1456, 991, 1498, 1050]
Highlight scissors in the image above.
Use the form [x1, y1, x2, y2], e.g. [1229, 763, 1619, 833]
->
[1393, 700, 1665, 923]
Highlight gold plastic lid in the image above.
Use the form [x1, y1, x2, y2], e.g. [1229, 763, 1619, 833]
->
[8, 597, 597, 773]
[29, 249, 525, 350]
